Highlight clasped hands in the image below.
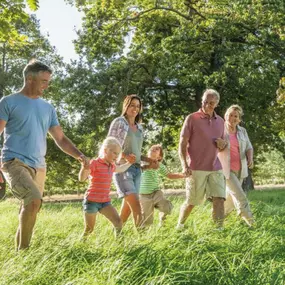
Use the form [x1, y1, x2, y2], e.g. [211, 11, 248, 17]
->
[78, 154, 90, 169]
[124, 153, 159, 169]
[215, 138, 227, 150]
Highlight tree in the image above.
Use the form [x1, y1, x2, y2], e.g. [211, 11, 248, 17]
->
[0, 0, 39, 46]
[65, 0, 285, 154]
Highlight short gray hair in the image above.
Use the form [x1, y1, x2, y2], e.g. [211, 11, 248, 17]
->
[23, 59, 52, 79]
[202, 89, 220, 102]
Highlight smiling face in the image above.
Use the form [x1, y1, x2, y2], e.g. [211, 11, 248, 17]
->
[201, 94, 219, 116]
[27, 71, 51, 98]
[226, 110, 241, 128]
[125, 98, 141, 120]
[148, 145, 163, 161]
[104, 144, 121, 164]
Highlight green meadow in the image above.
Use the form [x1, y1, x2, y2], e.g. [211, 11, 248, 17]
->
[0, 190, 284, 285]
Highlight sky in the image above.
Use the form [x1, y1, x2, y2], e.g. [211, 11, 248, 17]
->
[26, 0, 83, 62]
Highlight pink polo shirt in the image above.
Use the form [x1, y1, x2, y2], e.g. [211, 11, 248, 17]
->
[180, 109, 225, 171]
[85, 158, 116, 203]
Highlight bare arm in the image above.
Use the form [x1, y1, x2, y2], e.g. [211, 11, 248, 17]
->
[78, 157, 91, 182]
[246, 148, 254, 168]
[215, 138, 228, 151]
[48, 125, 85, 159]
[78, 166, 90, 182]
[115, 162, 132, 173]
[0, 120, 6, 170]
[179, 135, 191, 175]
[0, 120, 7, 136]
[166, 172, 189, 179]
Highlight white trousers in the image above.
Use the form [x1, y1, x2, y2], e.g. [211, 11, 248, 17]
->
[224, 171, 253, 222]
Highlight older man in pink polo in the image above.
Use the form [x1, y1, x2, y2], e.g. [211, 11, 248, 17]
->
[177, 89, 227, 230]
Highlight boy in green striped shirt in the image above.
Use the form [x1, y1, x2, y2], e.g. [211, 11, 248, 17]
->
[140, 145, 189, 227]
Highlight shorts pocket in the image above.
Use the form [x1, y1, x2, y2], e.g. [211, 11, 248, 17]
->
[9, 168, 33, 200]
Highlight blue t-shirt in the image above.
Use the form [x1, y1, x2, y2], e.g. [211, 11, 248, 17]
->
[0, 93, 59, 168]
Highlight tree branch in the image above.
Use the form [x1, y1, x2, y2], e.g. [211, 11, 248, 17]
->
[124, 6, 206, 22]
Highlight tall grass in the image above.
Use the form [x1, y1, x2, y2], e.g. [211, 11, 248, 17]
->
[0, 190, 285, 285]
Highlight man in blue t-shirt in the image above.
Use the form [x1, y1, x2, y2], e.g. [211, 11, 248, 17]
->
[0, 60, 88, 251]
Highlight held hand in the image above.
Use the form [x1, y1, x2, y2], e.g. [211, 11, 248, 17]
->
[215, 138, 227, 150]
[78, 155, 90, 169]
[182, 165, 191, 176]
[125, 154, 136, 164]
[183, 170, 192, 178]
[247, 159, 254, 169]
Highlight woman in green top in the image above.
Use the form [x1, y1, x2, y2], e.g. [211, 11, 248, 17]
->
[108, 95, 158, 228]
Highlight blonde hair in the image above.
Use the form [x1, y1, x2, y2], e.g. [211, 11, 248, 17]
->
[202, 89, 220, 102]
[224, 104, 243, 121]
[99, 137, 121, 158]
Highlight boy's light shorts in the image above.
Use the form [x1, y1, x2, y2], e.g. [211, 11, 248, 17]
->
[2, 158, 46, 206]
[185, 170, 226, 206]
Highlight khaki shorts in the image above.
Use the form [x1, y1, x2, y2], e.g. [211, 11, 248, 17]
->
[2, 158, 46, 206]
[140, 190, 173, 226]
[185, 170, 225, 206]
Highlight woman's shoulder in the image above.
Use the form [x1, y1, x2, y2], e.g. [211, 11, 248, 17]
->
[109, 116, 128, 131]
[237, 125, 248, 133]
[111, 116, 127, 123]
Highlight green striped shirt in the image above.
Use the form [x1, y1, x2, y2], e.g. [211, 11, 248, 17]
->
[140, 163, 168, 194]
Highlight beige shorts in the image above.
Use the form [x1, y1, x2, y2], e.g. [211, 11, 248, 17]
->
[140, 190, 173, 226]
[185, 170, 226, 206]
[2, 158, 46, 206]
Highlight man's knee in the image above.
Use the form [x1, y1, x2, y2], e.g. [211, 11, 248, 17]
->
[23, 199, 42, 213]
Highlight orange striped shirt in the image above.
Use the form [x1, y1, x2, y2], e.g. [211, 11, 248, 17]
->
[85, 158, 116, 203]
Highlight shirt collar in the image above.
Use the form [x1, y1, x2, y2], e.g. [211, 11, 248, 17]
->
[199, 108, 217, 119]
[121, 116, 143, 131]
[97, 157, 112, 166]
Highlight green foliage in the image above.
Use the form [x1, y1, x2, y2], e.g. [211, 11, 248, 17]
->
[1, 191, 285, 284]
[2, 0, 285, 193]
[254, 149, 285, 185]
[276, 77, 285, 104]
[26, 0, 39, 11]
[64, 0, 285, 156]
[0, 1, 40, 45]
[0, 1, 29, 43]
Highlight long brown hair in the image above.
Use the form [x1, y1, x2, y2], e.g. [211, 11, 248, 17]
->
[121, 94, 143, 123]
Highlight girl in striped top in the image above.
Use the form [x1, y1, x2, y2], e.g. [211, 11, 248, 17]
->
[79, 137, 135, 238]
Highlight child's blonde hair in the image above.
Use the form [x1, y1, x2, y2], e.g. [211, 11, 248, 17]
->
[99, 137, 121, 158]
